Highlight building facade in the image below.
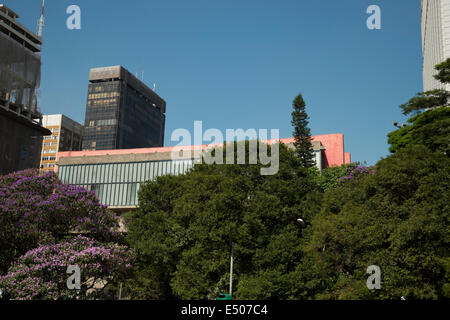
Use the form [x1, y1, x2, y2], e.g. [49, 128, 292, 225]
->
[40, 115, 83, 171]
[421, 0, 450, 91]
[0, 4, 50, 176]
[57, 134, 351, 211]
[82, 66, 166, 151]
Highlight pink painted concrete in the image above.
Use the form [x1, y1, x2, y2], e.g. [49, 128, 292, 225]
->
[344, 152, 351, 164]
[276, 134, 346, 168]
[58, 133, 349, 169]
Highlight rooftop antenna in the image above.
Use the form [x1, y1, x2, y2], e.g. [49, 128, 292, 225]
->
[38, 0, 45, 38]
[141, 67, 144, 82]
[153, 83, 156, 92]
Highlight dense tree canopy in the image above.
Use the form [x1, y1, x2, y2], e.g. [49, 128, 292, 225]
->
[125, 142, 321, 299]
[295, 145, 449, 299]
[126, 140, 449, 300]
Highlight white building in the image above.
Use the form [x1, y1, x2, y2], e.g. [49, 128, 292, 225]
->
[422, 0, 450, 91]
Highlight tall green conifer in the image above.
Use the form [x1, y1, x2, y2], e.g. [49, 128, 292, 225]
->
[291, 93, 315, 168]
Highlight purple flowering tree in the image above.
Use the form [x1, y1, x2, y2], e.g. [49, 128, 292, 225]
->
[338, 164, 375, 183]
[0, 236, 133, 300]
[0, 169, 133, 299]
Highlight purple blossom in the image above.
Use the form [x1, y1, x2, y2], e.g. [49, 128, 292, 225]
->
[0, 169, 132, 300]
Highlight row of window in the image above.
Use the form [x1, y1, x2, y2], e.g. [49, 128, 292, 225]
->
[43, 149, 56, 154]
[43, 142, 58, 147]
[88, 92, 120, 100]
[88, 98, 119, 107]
[40, 164, 55, 169]
[43, 135, 58, 141]
[89, 83, 120, 93]
[88, 119, 117, 127]
[42, 156, 56, 161]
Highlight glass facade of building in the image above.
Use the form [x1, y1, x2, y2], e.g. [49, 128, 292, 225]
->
[82, 66, 166, 151]
[0, 5, 50, 175]
[58, 159, 195, 207]
[83, 81, 121, 150]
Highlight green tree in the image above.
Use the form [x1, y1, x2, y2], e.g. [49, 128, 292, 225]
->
[434, 58, 450, 84]
[125, 142, 320, 299]
[294, 145, 450, 299]
[291, 93, 315, 168]
[388, 59, 450, 154]
[388, 107, 450, 155]
[309, 163, 361, 192]
[399, 58, 450, 116]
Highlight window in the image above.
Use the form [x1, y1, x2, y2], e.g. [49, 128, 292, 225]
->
[44, 142, 57, 147]
[41, 156, 56, 162]
[40, 163, 55, 169]
[97, 119, 117, 126]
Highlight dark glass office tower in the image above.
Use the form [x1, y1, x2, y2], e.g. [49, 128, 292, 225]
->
[82, 66, 166, 151]
[0, 4, 51, 175]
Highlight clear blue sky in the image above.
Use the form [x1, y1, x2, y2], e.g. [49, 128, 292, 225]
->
[8, 0, 422, 165]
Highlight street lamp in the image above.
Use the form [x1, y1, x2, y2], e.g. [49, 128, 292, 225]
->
[297, 218, 306, 228]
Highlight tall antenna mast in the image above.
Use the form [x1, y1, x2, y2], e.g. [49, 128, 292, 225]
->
[38, 0, 45, 38]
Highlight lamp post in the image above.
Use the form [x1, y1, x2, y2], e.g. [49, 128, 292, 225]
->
[229, 242, 234, 297]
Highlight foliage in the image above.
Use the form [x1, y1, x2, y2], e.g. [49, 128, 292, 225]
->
[0, 169, 121, 273]
[434, 58, 450, 84]
[400, 58, 450, 116]
[388, 106, 450, 155]
[390, 58, 450, 155]
[0, 236, 133, 300]
[399, 90, 450, 116]
[291, 93, 315, 168]
[295, 145, 450, 299]
[309, 163, 368, 192]
[125, 142, 320, 299]
[0, 169, 133, 300]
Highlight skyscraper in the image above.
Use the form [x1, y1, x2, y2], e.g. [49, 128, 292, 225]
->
[82, 66, 166, 151]
[421, 0, 450, 91]
[0, 4, 50, 175]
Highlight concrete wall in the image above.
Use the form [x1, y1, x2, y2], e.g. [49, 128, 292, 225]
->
[278, 134, 347, 168]
[344, 152, 351, 164]
[58, 134, 348, 169]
